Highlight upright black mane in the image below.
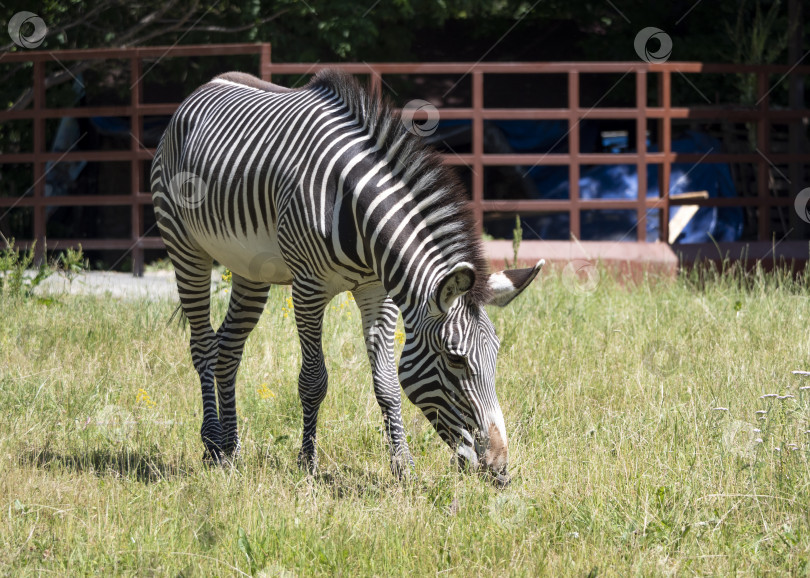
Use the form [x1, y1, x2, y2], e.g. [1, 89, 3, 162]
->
[306, 69, 492, 305]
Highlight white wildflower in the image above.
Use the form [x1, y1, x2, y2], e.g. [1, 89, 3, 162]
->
[760, 394, 778, 399]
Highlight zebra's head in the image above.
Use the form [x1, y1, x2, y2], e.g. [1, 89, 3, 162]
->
[398, 259, 544, 483]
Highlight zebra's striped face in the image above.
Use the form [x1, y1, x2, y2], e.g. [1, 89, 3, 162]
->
[399, 296, 508, 477]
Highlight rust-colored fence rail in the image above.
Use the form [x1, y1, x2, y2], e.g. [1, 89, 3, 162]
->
[0, 44, 270, 274]
[1, 43, 808, 274]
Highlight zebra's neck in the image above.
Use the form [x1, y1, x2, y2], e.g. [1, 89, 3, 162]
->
[331, 145, 464, 318]
[310, 70, 490, 313]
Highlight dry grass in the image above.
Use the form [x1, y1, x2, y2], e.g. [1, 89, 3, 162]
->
[1, 263, 810, 575]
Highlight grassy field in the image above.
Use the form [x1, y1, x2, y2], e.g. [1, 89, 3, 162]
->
[2, 263, 810, 576]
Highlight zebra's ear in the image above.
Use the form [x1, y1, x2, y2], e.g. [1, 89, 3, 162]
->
[436, 262, 476, 312]
[486, 259, 545, 307]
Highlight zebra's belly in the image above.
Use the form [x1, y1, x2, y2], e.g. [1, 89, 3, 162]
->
[193, 231, 294, 285]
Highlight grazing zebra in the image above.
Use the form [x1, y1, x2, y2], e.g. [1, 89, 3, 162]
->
[150, 69, 543, 483]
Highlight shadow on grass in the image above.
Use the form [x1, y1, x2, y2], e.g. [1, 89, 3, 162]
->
[18, 447, 190, 483]
[306, 464, 425, 499]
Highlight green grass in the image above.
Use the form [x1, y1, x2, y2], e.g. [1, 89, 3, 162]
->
[2, 263, 810, 575]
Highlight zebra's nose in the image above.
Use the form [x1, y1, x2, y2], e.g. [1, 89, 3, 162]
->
[483, 422, 508, 474]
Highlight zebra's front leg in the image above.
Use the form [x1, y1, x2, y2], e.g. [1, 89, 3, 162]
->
[214, 274, 271, 458]
[354, 286, 414, 479]
[292, 280, 333, 474]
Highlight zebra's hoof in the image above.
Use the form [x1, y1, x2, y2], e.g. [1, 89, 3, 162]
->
[201, 437, 230, 464]
[390, 454, 416, 481]
[297, 450, 318, 475]
[221, 435, 241, 459]
[202, 446, 224, 464]
[201, 421, 228, 463]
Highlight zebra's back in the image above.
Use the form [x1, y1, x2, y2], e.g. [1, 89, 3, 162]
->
[152, 74, 367, 284]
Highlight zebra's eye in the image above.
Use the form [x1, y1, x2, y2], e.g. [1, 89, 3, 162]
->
[445, 352, 467, 369]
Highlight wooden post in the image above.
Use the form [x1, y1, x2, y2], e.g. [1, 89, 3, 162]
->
[472, 70, 484, 237]
[636, 70, 648, 241]
[788, 0, 807, 239]
[260, 43, 272, 81]
[658, 69, 672, 243]
[568, 71, 580, 240]
[32, 61, 46, 263]
[131, 55, 144, 276]
[756, 72, 770, 241]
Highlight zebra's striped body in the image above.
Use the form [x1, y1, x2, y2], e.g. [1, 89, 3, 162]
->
[150, 69, 542, 480]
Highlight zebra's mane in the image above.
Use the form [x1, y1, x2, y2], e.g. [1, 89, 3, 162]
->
[306, 69, 493, 305]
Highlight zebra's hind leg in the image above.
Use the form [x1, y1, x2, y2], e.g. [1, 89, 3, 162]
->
[165, 249, 225, 461]
[354, 285, 414, 479]
[214, 274, 271, 458]
[291, 279, 333, 474]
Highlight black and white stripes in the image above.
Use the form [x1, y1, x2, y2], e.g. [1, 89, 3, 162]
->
[151, 69, 542, 479]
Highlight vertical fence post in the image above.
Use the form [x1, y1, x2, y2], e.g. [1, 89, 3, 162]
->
[636, 70, 648, 242]
[658, 69, 672, 243]
[32, 60, 46, 263]
[472, 70, 484, 237]
[756, 71, 770, 241]
[260, 43, 272, 81]
[370, 67, 382, 99]
[568, 71, 580, 241]
[130, 54, 144, 276]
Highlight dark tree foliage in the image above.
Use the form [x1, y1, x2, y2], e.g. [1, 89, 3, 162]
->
[1, 0, 805, 110]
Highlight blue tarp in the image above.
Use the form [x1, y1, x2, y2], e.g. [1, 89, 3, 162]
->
[440, 120, 743, 242]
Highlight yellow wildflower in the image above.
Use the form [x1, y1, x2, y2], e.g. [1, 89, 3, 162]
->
[282, 296, 294, 319]
[394, 329, 406, 346]
[257, 383, 275, 400]
[136, 388, 156, 407]
[220, 269, 232, 293]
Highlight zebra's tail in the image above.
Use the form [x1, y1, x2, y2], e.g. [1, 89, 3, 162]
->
[168, 301, 188, 330]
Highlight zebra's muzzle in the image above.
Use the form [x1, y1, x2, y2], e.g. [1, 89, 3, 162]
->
[469, 422, 509, 487]
[456, 422, 509, 487]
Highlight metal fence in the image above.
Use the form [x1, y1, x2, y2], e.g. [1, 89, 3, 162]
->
[1, 43, 808, 273]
